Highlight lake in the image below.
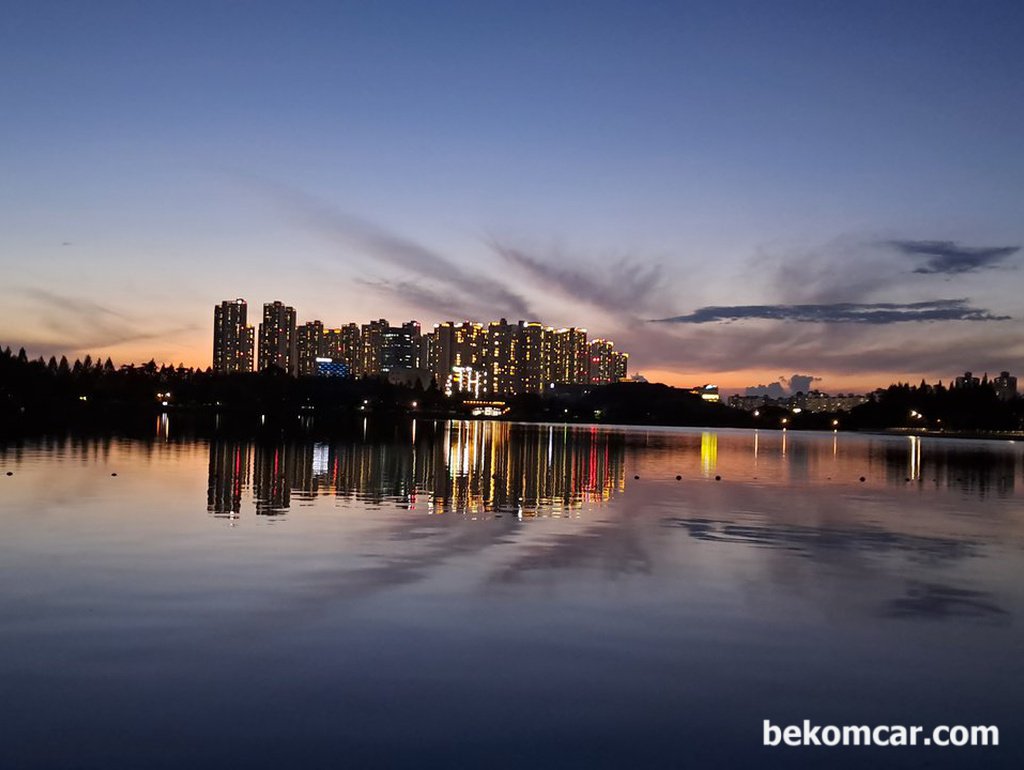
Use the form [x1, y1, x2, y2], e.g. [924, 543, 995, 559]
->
[1, 420, 1022, 768]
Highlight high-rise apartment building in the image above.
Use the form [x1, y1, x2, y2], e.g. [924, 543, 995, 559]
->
[216, 303, 630, 393]
[517, 322, 551, 394]
[381, 321, 421, 372]
[589, 339, 627, 385]
[484, 318, 518, 396]
[296, 320, 324, 376]
[954, 371, 980, 389]
[322, 327, 345, 362]
[258, 301, 297, 374]
[212, 299, 255, 373]
[339, 323, 362, 374]
[993, 371, 1018, 401]
[360, 319, 389, 376]
[430, 322, 485, 390]
[552, 327, 589, 385]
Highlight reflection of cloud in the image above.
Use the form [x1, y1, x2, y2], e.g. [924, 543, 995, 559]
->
[882, 582, 1009, 621]
[651, 299, 1009, 324]
[666, 518, 976, 563]
[887, 240, 1020, 275]
[488, 525, 651, 583]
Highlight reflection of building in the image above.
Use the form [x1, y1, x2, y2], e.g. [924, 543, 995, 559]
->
[204, 422, 628, 517]
[253, 444, 299, 514]
[258, 301, 297, 374]
[212, 299, 255, 373]
[207, 441, 250, 515]
[993, 371, 1018, 401]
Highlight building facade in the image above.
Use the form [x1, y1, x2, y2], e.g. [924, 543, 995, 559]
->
[296, 320, 324, 376]
[212, 298, 254, 373]
[257, 301, 297, 374]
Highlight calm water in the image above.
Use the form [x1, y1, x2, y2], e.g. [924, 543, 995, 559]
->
[1, 421, 1022, 769]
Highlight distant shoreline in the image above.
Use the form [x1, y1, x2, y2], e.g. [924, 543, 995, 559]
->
[3, 404, 1023, 443]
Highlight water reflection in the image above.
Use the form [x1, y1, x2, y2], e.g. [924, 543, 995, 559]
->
[208, 421, 627, 517]
[4, 424, 1024, 769]
[198, 422, 1024, 518]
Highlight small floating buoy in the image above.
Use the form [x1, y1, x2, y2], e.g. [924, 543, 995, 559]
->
[634, 474, 640, 480]
[675, 475, 682, 481]
[714, 475, 721, 481]
[859, 476, 866, 482]
[5, 471, 12, 476]
[111, 472, 118, 477]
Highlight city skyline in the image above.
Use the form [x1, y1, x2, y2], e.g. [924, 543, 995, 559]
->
[3, 2, 1023, 395]
[211, 297, 629, 397]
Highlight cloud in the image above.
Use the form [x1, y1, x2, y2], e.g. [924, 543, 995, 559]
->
[355, 278, 500, 321]
[651, 299, 1009, 324]
[492, 242, 666, 315]
[744, 373, 821, 397]
[252, 181, 532, 319]
[887, 240, 1020, 275]
[12, 288, 199, 358]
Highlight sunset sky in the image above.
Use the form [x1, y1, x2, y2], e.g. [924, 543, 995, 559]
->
[2, 0, 1022, 394]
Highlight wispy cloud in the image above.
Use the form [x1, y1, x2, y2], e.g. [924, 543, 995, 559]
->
[887, 240, 1020, 275]
[253, 181, 532, 319]
[13, 288, 199, 357]
[355, 278, 499, 321]
[492, 242, 666, 315]
[651, 299, 1009, 324]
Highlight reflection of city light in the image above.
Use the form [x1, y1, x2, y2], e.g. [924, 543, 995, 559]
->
[312, 443, 329, 475]
[206, 422, 628, 519]
[908, 435, 922, 480]
[701, 432, 718, 476]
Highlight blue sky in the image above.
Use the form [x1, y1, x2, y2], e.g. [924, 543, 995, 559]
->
[2, 0, 1022, 390]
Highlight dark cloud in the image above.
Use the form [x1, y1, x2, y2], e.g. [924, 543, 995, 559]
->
[887, 240, 1020, 275]
[492, 242, 665, 314]
[745, 374, 820, 397]
[651, 299, 1009, 324]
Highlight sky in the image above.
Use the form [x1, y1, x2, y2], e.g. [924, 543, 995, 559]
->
[2, 0, 1023, 394]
